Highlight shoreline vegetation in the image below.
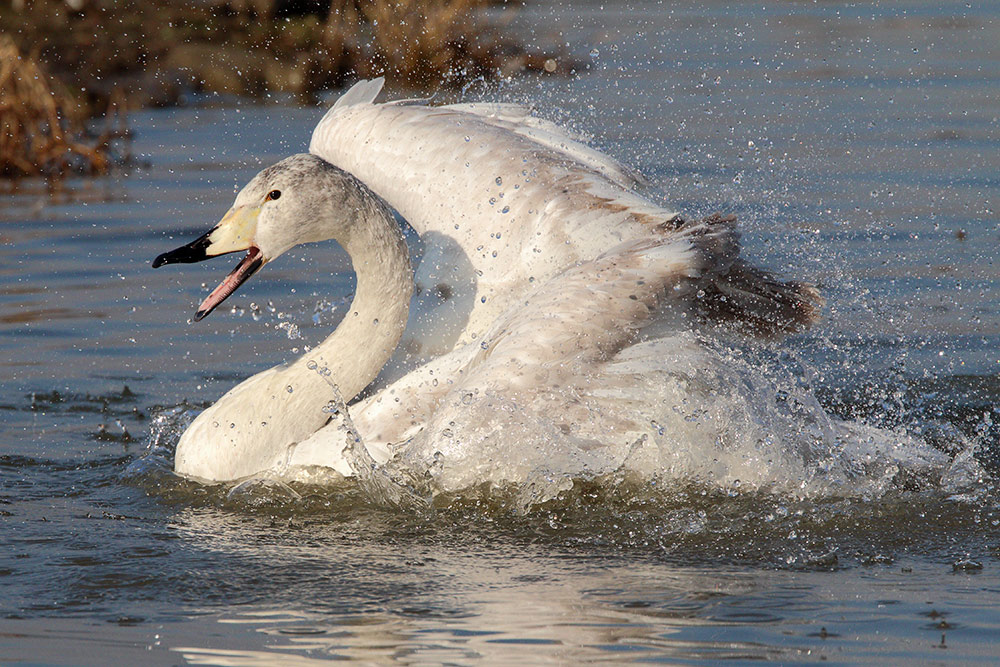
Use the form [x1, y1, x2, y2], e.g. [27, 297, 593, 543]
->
[1, 35, 127, 180]
[1, 0, 563, 182]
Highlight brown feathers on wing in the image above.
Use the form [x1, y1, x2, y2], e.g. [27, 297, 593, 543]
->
[671, 213, 824, 337]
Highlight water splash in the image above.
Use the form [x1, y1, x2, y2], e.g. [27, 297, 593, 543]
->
[304, 362, 428, 510]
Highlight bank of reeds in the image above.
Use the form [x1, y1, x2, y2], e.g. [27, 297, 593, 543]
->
[3, 0, 557, 103]
[1, 0, 561, 181]
[0, 35, 126, 180]
[358, 0, 510, 86]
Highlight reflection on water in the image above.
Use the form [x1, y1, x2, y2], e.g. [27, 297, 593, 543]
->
[1, 0, 999, 663]
[162, 548, 1000, 664]
[3, 487, 998, 663]
[4, 500, 966, 665]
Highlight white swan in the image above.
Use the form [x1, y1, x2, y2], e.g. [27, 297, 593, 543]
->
[153, 79, 824, 490]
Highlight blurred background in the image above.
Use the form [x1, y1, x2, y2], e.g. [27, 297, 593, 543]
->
[1, 0, 559, 180]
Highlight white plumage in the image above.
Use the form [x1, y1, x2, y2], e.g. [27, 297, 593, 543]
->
[308, 80, 689, 360]
[156, 79, 846, 496]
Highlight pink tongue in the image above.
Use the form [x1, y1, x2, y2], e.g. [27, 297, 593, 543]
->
[196, 246, 263, 319]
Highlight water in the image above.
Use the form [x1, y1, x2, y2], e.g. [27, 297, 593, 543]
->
[2, 0, 999, 662]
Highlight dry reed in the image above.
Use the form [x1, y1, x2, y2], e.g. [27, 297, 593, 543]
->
[1, 0, 558, 180]
[355, 0, 500, 85]
[0, 35, 125, 180]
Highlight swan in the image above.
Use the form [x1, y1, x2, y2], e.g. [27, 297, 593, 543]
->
[154, 154, 412, 479]
[153, 79, 824, 489]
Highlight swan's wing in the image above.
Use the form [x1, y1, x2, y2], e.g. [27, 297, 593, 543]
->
[349, 217, 819, 494]
[311, 81, 819, 358]
[380, 214, 818, 436]
[331, 77, 385, 111]
[310, 79, 678, 258]
[436, 101, 648, 190]
[385, 236, 705, 491]
[310, 84, 682, 348]
[318, 80, 644, 189]
[347, 235, 697, 463]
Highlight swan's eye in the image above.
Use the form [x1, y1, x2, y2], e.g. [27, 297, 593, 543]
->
[266, 190, 281, 201]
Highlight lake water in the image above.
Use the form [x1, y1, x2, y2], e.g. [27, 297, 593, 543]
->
[3, 0, 1000, 663]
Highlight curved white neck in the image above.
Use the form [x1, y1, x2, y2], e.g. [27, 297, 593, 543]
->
[296, 203, 412, 401]
[174, 195, 412, 482]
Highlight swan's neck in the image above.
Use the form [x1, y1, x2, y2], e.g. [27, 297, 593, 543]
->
[173, 193, 411, 482]
[298, 199, 412, 401]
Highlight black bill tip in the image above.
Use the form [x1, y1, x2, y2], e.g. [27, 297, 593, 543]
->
[152, 230, 214, 268]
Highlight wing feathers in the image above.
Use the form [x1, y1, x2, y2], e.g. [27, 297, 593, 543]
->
[674, 213, 824, 336]
[443, 101, 648, 190]
[331, 77, 385, 112]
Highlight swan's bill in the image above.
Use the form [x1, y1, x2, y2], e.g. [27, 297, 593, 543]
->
[152, 204, 266, 321]
[152, 205, 261, 268]
[151, 229, 215, 268]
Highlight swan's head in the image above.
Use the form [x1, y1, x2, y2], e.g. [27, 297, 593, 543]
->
[153, 153, 360, 321]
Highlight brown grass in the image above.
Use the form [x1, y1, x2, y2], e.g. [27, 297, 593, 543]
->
[0, 35, 126, 180]
[355, 0, 499, 86]
[1, 0, 563, 181]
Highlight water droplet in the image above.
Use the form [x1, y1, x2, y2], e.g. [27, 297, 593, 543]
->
[501, 206, 510, 214]
[286, 385, 294, 393]
[277, 321, 301, 339]
[495, 176, 502, 186]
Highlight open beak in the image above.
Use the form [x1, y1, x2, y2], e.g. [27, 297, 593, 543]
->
[152, 205, 267, 321]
